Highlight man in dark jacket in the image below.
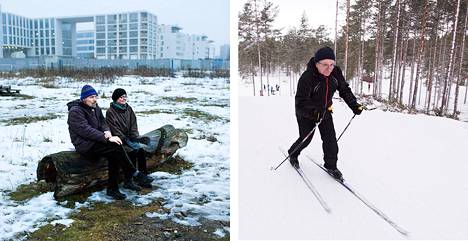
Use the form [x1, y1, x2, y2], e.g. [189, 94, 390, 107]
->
[288, 47, 363, 180]
[105, 88, 153, 188]
[67, 84, 152, 200]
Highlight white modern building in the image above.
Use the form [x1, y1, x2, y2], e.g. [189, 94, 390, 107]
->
[219, 44, 229, 60]
[76, 30, 94, 59]
[157, 24, 215, 60]
[0, 6, 216, 60]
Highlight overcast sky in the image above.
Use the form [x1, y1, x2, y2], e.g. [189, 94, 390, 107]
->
[238, 0, 342, 38]
[0, 0, 229, 48]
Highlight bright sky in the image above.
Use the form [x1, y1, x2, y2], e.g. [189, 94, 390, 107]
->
[238, 0, 342, 38]
[0, 0, 229, 48]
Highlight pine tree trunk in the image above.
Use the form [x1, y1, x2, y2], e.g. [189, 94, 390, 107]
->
[373, 1, 382, 98]
[399, 39, 408, 105]
[408, 37, 417, 106]
[441, 0, 461, 114]
[390, 0, 401, 103]
[454, 6, 467, 115]
[335, 0, 339, 53]
[344, 0, 350, 79]
[411, 0, 429, 110]
[426, 38, 437, 113]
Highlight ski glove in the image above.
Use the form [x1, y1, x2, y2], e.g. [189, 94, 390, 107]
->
[307, 108, 324, 122]
[352, 103, 363, 115]
[138, 136, 151, 145]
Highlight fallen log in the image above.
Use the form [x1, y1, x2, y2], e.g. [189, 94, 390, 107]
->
[36, 124, 188, 199]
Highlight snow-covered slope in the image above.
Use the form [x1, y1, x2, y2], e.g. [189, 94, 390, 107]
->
[239, 96, 468, 239]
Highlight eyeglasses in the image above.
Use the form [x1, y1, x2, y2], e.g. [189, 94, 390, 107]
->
[119, 95, 128, 99]
[317, 61, 336, 69]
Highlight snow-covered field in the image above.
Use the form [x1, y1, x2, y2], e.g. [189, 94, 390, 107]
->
[239, 96, 468, 239]
[0, 75, 230, 240]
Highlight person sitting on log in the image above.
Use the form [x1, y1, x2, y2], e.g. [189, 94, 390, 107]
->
[67, 84, 153, 200]
[105, 88, 154, 189]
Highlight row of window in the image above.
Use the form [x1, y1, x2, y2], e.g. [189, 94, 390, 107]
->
[95, 46, 155, 53]
[95, 22, 153, 31]
[95, 12, 156, 25]
[35, 47, 56, 56]
[96, 54, 156, 60]
[2, 14, 55, 30]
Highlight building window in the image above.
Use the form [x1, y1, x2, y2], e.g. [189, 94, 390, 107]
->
[119, 32, 127, 38]
[119, 14, 128, 23]
[129, 39, 138, 45]
[119, 39, 127, 45]
[119, 24, 127, 31]
[108, 25, 117, 31]
[96, 16, 105, 24]
[108, 15, 117, 24]
[108, 39, 117, 46]
[129, 23, 138, 30]
[130, 13, 138, 22]
[96, 25, 105, 32]
[96, 33, 106, 39]
[129, 31, 138, 38]
[96, 40, 105, 46]
[108, 32, 117, 39]
[130, 46, 138, 52]
[96, 47, 106, 53]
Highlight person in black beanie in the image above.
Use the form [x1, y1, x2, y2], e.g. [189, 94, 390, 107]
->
[106, 88, 154, 189]
[67, 85, 153, 200]
[287, 46, 363, 180]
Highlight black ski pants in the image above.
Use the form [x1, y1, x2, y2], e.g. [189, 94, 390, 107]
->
[85, 142, 137, 190]
[288, 112, 339, 169]
[128, 148, 148, 175]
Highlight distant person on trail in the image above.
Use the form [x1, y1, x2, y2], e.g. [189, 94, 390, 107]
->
[288, 46, 363, 180]
[105, 88, 153, 189]
[67, 84, 153, 200]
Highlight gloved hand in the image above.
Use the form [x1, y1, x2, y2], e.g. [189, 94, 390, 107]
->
[138, 136, 151, 145]
[307, 108, 323, 122]
[352, 103, 363, 115]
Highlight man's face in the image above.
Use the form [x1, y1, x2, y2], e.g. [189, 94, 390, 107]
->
[83, 95, 98, 107]
[316, 59, 335, 77]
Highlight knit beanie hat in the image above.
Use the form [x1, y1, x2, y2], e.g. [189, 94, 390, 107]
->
[314, 46, 336, 63]
[112, 88, 127, 102]
[80, 84, 98, 100]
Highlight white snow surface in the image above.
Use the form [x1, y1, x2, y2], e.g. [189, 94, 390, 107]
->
[0, 75, 229, 240]
[239, 96, 468, 239]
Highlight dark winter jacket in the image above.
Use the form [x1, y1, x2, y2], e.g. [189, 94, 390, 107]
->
[295, 57, 359, 119]
[67, 99, 110, 154]
[105, 102, 139, 152]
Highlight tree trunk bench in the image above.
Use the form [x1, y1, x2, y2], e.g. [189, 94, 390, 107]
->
[36, 124, 188, 199]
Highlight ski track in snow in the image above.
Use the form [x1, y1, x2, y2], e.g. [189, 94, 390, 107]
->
[239, 96, 468, 239]
[0, 76, 230, 240]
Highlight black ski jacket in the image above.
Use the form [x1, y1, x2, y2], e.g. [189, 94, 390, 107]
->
[295, 57, 359, 119]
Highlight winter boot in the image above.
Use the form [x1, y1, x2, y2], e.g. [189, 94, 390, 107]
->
[134, 171, 153, 184]
[123, 179, 142, 192]
[289, 156, 300, 169]
[326, 168, 343, 181]
[106, 188, 126, 200]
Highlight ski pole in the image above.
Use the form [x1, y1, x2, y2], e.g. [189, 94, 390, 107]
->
[336, 114, 356, 142]
[272, 119, 322, 171]
[336, 105, 375, 142]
